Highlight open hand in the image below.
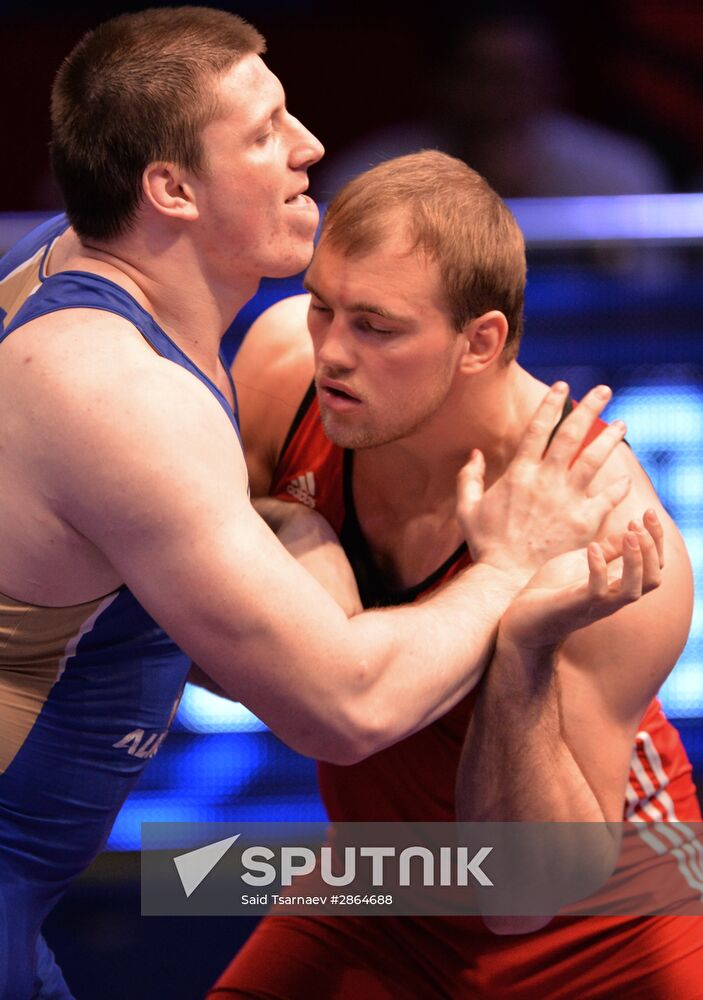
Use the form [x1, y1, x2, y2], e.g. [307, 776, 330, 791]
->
[498, 509, 664, 651]
[457, 382, 631, 582]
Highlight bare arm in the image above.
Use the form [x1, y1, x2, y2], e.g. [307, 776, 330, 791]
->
[187, 497, 362, 696]
[22, 307, 630, 765]
[252, 497, 362, 618]
[456, 452, 692, 930]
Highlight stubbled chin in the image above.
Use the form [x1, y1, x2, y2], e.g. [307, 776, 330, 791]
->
[320, 409, 373, 449]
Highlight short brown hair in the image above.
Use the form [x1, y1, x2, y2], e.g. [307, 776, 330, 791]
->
[319, 151, 526, 361]
[51, 6, 265, 241]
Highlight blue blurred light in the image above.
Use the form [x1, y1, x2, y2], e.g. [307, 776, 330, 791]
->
[108, 793, 328, 850]
[107, 798, 214, 851]
[172, 735, 267, 796]
[660, 665, 703, 718]
[605, 385, 703, 450]
[176, 683, 267, 734]
[669, 465, 703, 505]
[604, 383, 703, 718]
[509, 192, 703, 244]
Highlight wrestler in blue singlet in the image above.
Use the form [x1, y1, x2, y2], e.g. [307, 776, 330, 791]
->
[0, 215, 240, 998]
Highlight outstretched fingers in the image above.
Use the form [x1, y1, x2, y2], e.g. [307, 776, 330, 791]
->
[585, 513, 664, 622]
[628, 516, 663, 592]
[643, 508, 665, 569]
[457, 449, 486, 511]
[570, 418, 628, 490]
[600, 519, 662, 611]
[593, 509, 664, 572]
[541, 384, 613, 468]
[513, 381, 571, 463]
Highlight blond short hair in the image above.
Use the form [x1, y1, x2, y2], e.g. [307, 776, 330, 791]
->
[320, 151, 526, 360]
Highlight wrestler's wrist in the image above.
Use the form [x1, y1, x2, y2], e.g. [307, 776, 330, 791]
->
[495, 630, 560, 663]
[498, 597, 571, 656]
[471, 555, 534, 592]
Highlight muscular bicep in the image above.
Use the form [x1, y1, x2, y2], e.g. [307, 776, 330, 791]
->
[556, 497, 693, 819]
[41, 360, 368, 739]
[566, 443, 692, 704]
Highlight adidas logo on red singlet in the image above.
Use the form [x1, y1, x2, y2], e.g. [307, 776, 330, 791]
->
[286, 471, 316, 508]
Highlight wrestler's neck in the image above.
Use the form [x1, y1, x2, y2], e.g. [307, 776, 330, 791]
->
[48, 225, 255, 381]
[352, 365, 549, 588]
[355, 363, 548, 511]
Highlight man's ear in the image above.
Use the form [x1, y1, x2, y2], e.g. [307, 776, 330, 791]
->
[142, 162, 199, 221]
[458, 310, 509, 374]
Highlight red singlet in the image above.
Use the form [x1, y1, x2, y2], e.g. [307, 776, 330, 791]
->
[211, 386, 703, 1000]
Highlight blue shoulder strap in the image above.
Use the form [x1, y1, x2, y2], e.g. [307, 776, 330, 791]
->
[0, 214, 68, 284]
[2, 269, 240, 438]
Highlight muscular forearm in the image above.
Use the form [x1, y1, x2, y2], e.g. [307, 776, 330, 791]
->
[245, 502, 530, 757]
[456, 639, 619, 932]
[456, 639, 604, 822]
[186, 523, 522, 734]
[339, 562, 533, 757]
[457, 521, 663, 824]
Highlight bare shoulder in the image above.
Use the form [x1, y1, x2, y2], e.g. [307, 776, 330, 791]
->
[597, 440, 686, 555]
[4, 306, 233, 415]
[0, 306, 249, 602]
[233, 293, 313, 404]
[2, 307, 248, 510]
[2, 305, 181, 390]
[564, 439, 693, 721]
[232, 293, 314, 495]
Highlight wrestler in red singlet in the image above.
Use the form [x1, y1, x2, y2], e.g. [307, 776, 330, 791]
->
[210, 387, 703, 1000]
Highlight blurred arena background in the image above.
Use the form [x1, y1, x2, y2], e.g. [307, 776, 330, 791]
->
[1, 1, 702, 996]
